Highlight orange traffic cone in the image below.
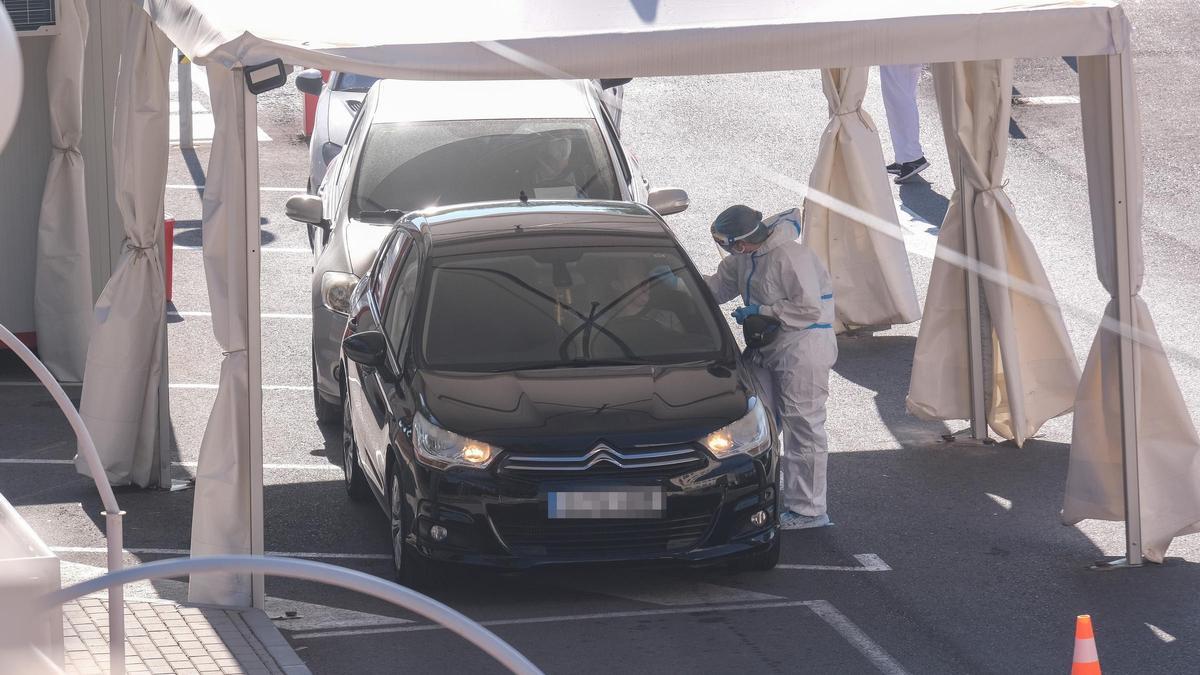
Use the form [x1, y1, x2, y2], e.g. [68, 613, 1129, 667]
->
[1071, 615, 1102, 674]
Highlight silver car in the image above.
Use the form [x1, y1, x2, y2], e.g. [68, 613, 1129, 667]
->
[286, 78, 689, 423]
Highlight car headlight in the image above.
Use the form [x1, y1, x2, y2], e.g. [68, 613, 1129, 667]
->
[321, 141, 343, 165]
[413, 413, 497, 469]
[700, 397, 772, 458]
[320, 271, 358, 316]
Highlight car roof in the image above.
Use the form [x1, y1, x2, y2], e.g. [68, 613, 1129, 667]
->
[371, 79, 597, 123]
[404, 201, 675, 255]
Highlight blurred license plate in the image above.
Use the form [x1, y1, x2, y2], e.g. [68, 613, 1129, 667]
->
[548, 488, 663, 519]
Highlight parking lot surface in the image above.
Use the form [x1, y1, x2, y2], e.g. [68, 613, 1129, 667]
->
[4, 1, 1200, 672]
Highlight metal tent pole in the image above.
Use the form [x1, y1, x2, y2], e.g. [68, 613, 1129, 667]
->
[949, 63, 990, 441]
[1108, 52, 1143, 567]
[235, 69, 267, 605]
[177, 50, 193, 149]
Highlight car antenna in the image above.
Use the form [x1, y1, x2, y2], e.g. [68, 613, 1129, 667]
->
[518, 190, 529, 204]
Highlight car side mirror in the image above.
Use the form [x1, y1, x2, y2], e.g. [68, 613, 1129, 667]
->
[599, 77, 632, 90]
[648, 188, 690, 216]
[342, 331, 389, 370]
[286, 194, 326, 227]
[295, 69, 325, 97]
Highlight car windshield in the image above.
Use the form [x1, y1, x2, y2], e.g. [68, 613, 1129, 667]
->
[335, 72, 379, 93]
[419, 247, 727, 372]
[350, 120, 621, 219]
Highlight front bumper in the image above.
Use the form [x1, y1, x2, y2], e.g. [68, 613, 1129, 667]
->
[405, 448, 778, 570]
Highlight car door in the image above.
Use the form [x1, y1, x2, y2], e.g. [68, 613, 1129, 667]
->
[377, 242, 423, 465]
[357, 232, 418, 489]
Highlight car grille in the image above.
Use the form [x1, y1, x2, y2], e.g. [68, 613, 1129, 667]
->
[490, 509, 715, 557]
[499, 442, 706, 477]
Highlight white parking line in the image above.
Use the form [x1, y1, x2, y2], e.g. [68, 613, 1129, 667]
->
[778, 553, 893, 572]
[291, 598, 911, 674]
[50, 546, 390, 561]
[170, 310, 313, 320]
[1012, 94, 1080, 106]
[166, 184, 304, 192]
[169, 383, 312, 391]
[565, 575, 784, 606]
[293, 600, 815, 640]
[172, 245, 310, 254]
[808, 600, 911, 675]
[0, 458, 340, 472]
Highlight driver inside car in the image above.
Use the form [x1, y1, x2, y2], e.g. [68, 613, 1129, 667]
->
[529, 136, 585, 199]
[590, 259, 686, 358]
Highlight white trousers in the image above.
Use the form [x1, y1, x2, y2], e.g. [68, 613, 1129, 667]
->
[751, 330, 838, 517]
[880, 64, 924, 164]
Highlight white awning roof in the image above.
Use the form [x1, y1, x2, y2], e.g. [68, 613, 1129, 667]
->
[141, 0, 1131, 78]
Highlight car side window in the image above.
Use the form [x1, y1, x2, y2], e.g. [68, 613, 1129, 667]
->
[383, 249, 421, 352]
[372, 232, 409, 303]
[599, 107, 632, 185]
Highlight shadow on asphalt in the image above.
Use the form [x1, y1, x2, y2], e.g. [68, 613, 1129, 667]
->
[898, 178, 949, 232]
[833, 334, 953, 445]
[171, 217, 275, 248]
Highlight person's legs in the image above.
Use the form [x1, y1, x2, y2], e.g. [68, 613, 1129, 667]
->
[880, 64, 924, 164]
[768, 336, 834, 518]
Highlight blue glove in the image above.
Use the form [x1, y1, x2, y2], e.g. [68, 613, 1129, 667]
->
[732, 304, 761, 324]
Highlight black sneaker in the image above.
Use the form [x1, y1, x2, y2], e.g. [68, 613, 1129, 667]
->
[894, 157, 930, 183]
[886, 162, 903, 175]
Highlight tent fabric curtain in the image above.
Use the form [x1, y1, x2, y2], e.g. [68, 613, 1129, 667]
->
[803, 67, 921, 329]
[34, 0, 92, 382]
[907, 60, 1079, 445]
[1063, 53, 1200, 563]
[75, 7, 172, 487]
[188, 66, 254, 607]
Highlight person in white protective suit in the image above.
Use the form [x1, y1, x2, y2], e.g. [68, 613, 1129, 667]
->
[705, 205, 838, 529]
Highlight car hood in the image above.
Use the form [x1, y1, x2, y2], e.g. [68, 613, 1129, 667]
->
[343, 219, 393, 277]
[418, 362, 751, 452]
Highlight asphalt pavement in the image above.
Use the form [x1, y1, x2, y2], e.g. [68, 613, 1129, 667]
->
[3, 1, 1200, 672]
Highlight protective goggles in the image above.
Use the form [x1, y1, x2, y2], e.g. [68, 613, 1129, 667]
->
[712, 224, 765, 252]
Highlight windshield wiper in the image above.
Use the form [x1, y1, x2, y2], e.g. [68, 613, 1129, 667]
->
[356, 209, 405, 222]
[488, 358, 652, 373]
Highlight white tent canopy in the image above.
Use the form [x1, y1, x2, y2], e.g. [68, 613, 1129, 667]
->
[142, 0, 1130, 76]
[78, 0, 1199, 605]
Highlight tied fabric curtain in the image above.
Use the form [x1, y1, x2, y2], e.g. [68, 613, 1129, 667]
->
[188, 66, 254, 607]
[35, 0, 92, 382]
[1063, 54, 1200, 562]
[76, 6, 172, 487]
[907, 59, 1079, 446]
[803, 67, 921, 330]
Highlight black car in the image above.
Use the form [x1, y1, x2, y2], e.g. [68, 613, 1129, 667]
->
[339, 201, 780, 585]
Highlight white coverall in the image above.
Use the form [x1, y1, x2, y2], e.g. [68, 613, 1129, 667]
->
[706, 218, 838, 517]
[880, 64, 925, 164]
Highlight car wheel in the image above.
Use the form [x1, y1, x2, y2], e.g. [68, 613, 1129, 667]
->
[312, 344, 340, 425]
[736, 534, 781, 572]
[389, 471, 440, 588]
[341, 394, 370, 502]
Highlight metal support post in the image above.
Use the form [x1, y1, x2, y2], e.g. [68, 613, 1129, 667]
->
[104, 511, 126, 675]
[237, 71, 267, 607]
[1109, 52, 1142, 567]
[948, 64, 991, 443]
[178, 51, 193, 149]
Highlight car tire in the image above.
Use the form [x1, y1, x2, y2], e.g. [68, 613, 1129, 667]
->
[312, 344, 340, 425]
[389, 470, 441, 589]
[736, 534, 781, 572]
[341, 394, 371, 502]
